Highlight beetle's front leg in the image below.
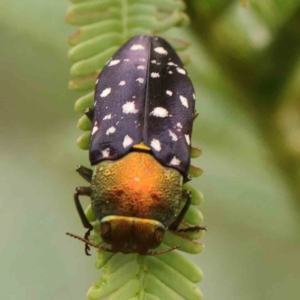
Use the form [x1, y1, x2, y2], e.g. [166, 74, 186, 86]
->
[169, 190, 207, 233]
[74, 186, 93, 255]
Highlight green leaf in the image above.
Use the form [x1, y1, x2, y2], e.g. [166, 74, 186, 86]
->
[144, 256, 202, 300]
[95, 250, 115, 270]
[143, 274, 181, 300]
[75, 92, 94, 113]
[69, 72, 98, 91]
[76, 132, 90, 150]
[69, 33, 123, 62]
[103, 253, 136, 275]
[189, 165, 204, 178]
[163, 231, 204, 254]
[155, 244, 203, 282]
[190, 146, 202, 158]
[107, 278, 140, 300]
[183, 183, 204, 205]
[77, 115, 92, 131]
[182, 204, 204, 225]
[87, 260, 139, 300]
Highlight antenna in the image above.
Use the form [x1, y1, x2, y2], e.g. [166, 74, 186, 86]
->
[146, 245, 180, 256]
[66, 232, 114, 252]
[66, 232, 179, 255]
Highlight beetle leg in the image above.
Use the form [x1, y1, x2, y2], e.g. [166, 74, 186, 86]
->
[168, 190, 192, 230]
[168, 190, 207, 233]
[76, 165, 93, 183]
[74, 186, 93, 255]
[84, 108, 94, 121]
[176, 225, 207, 233]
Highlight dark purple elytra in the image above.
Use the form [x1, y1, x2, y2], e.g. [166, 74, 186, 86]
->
[90, 35, 195, 177]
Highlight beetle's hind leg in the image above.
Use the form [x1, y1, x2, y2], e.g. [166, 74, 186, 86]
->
[176, 224, 207, 233]
[74, 186, 94, 255]
[168, 190, 206, 233]
[76, 165, 93, 183]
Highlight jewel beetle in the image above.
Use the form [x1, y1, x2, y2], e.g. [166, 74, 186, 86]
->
[68, 35, 204, 256]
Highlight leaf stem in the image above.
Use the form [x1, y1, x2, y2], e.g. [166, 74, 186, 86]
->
[137, 255, 146, 300]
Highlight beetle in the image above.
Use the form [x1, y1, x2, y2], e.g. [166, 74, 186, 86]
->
[68, 35, 205, 256]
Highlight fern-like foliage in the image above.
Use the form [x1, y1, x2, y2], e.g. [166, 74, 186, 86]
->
[66, 0, 205, 299]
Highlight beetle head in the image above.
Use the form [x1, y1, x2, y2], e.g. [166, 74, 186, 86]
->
[100, 215, 165, 255]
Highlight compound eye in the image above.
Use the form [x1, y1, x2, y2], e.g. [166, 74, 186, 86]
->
[100, 222, 111, 242]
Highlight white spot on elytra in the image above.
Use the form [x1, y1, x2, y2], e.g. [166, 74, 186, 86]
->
[167, 62, 177, 66]
[103, 114, 111, 120]
[106, 126, 116, 135]
[151, 72, 160, 78]
[154, 47, 168, 55]
[108, 59, 120, 66]
[137, 65, 145, 70]
[151, 60, 157, 64]
[177, 122, 183, 128]
[91, 126, 98, 136]
[166, 90, 173, 96]
[139, 58, 146, 62]
[176, 67, 186, 75]
[119, 81, 126, 86]
[124, 58, 130, 62]
[130, 44, 144, 50]
[102, 148, 110, 158]
[151, 139, 161, 152]
[170, 156, 181, 166]
[122, 101, 138, 114]
[180, 95, 189, 108]
[185, 134, 190, 145]
[136, 78, 144, 83]
[169, 130, 178, 141]
[150, 107, 169, 118]
[123, 135, 133, 148]
[100, 88, 111, 97]
[168, 71, 173, 74]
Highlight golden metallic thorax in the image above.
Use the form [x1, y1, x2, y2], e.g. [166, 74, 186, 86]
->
[90, 150, 183, 254]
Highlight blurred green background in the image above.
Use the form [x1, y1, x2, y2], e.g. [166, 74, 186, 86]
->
[1, 1, 300, 299]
